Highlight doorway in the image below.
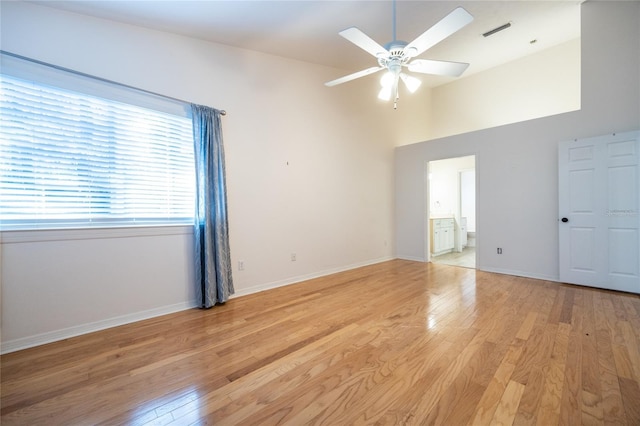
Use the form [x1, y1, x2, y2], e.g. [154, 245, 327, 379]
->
[427, 155, 476, 268]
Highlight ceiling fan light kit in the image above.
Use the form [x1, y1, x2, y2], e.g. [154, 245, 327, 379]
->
[325, 2, 474, 109]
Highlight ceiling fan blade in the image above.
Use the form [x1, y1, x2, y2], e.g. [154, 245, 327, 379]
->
[339, 27, 389, 58]
[407, 59, 470, 77]
[403, 7, 473, 58]
[325, 66, 384, 87]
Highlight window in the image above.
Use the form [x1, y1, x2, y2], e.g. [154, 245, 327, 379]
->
[0, 61, 195, 231]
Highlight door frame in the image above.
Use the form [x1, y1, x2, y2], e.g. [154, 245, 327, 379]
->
[426, 154, 478, 267]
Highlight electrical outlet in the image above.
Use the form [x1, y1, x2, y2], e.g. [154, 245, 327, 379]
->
[497, 248, 502, 254]
[291, 253, 296, 262]
[238, 260, 245, 271]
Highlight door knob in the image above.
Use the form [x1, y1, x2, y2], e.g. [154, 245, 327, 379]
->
[561, 217, 569, 223]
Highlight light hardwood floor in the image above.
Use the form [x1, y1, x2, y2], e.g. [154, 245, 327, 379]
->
[2, 260, 640, 425]
[431, 246, 476, 269]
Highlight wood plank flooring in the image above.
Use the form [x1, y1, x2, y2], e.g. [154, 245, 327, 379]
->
[2, 259, 640, 425]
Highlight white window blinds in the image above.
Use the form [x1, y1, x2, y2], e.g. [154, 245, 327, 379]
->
[0, 62, 195, 230]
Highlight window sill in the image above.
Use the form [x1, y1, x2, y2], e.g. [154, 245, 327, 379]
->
[0, 224, 193, 244]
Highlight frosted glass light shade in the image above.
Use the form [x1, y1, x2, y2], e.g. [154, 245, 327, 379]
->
[400, 73, 422, 93]
[380, 71, 395, 87]
[378, 85, 393, 101]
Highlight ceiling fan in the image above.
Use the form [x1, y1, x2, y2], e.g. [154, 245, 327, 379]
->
[325, 2, 474, 108]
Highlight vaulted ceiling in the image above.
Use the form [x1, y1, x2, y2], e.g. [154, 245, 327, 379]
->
[30, 1, 581, 87]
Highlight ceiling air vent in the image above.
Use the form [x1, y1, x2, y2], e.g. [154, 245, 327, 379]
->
[482, 22, 512, 37]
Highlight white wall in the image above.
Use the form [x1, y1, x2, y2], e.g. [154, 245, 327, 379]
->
[460, 170, 476, 233]
[395, 1, 640, 279]
[0, 2, 401, 352]
[1, 227, 196, 349]
[427, 38, 581, 141]
[428, 155, 475, 219]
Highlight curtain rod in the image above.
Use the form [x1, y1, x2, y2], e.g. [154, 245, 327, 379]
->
[0, 50, 226, 116]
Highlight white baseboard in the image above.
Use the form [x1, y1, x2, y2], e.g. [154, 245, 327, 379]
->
[1, 257, 396, 354]
[479, 266, 560, 283]
[1, 301, 197, 354]
[1, 260, 565, 354]
[395, 255, 426, 262]
[232, 256, 396, 298]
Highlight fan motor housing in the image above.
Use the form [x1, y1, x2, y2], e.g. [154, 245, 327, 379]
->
[384, 40, 408, 57]
[379, 41, 411, 69]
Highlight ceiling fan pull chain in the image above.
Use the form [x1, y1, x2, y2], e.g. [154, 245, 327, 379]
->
[394, 85, 399, 110]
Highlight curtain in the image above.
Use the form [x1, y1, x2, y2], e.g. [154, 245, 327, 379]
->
[191, 104, 234, 308]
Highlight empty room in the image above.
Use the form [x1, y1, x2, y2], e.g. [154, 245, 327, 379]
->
[1, 1, 639, 424]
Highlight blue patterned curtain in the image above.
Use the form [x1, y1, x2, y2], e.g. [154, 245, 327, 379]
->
[191, 104, 234, 308]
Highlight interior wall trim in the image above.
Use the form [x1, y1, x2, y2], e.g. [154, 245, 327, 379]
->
[1, 300, 197, 354]
[232, 256, 396, 298]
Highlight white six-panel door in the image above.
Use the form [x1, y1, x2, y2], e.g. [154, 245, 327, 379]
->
[559, 131, 640, 294]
